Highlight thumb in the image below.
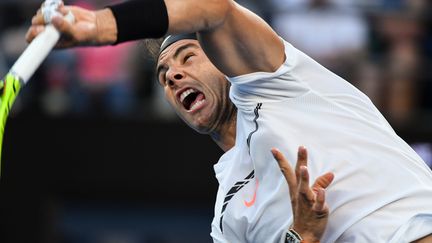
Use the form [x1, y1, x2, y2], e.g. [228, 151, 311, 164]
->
[51, 15, 72, 34]
[312, 172, 334, 190]
[57, 5, 70, 16]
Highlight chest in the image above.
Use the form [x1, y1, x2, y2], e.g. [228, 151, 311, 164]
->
[212, 145, 292, 243]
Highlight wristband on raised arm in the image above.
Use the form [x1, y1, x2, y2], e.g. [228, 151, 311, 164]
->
[109, 0, 168, 44]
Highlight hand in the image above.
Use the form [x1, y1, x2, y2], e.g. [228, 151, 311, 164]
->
[25, 4, 117, 48]
[272, 146, 334, 243]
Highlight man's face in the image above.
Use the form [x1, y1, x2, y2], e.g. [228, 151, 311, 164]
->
[156, 39, 232, 134]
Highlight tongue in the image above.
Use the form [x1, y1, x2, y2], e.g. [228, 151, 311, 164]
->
[189, 93, 205, 110]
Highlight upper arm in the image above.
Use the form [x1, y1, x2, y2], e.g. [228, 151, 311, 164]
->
[165, 0, 285, 77]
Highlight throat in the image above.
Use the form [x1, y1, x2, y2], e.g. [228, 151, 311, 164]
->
[210, 111, 237, 152]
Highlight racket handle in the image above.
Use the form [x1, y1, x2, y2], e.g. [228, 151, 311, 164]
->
[10, 11, 74, 84]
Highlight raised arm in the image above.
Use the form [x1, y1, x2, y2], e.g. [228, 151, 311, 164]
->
[165, 0, 285, 77]
[26, 0, 284, 77]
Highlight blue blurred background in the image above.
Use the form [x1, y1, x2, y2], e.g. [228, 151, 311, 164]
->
[0, 0, 431, 242]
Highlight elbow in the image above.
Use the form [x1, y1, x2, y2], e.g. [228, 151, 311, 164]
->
[166, 0, 233, 33]
[203, 0, 232, 29]
[214, 0, 231, 17]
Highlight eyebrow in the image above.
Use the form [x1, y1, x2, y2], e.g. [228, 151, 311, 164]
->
[156, 43, 197, 79]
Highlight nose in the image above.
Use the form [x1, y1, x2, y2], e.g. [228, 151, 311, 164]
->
[166, 67, 185, 87]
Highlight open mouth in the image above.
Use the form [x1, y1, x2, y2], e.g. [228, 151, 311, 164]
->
[179, 88, 206, 111]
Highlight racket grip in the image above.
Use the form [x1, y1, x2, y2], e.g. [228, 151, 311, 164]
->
[10, 11, 74, 84]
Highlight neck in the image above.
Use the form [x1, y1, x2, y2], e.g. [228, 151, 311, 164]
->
[210, 111, 237, 152]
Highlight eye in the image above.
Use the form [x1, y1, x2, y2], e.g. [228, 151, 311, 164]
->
[183, 53, 195, 63]
[158, 72, 167, 86]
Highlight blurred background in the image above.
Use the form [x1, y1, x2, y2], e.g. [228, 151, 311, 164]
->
[0, 0, 431, 242]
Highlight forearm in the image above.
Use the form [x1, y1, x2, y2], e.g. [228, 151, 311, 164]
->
[103, 0, 282, 76]
[107, 0, 230, 43]
[26, 0, 236, 49]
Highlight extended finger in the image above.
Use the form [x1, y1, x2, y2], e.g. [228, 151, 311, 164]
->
[298, 166, 315, 201]
[312, 172, 334, 190]
[295, 146, 308, 180]
[272, 148, 297, 198]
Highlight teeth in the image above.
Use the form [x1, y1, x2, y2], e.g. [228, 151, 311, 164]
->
[190, 99, 206, 111]
[180, 88, 195, 102]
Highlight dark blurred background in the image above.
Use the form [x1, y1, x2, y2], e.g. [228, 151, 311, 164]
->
[0, 0, 432, 242]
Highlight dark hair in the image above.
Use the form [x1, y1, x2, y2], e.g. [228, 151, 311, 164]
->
[141, 38, 164, 61]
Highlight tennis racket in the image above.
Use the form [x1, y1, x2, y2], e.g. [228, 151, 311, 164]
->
[0, 1, 74, 175]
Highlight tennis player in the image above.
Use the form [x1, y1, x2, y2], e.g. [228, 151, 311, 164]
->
[27, 1, 432, 242]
